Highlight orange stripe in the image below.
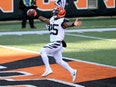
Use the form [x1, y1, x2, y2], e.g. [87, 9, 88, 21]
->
[5, 61, 116, 83]
[0, 46, 39, 64]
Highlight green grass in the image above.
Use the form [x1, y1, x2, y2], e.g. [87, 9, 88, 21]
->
[0, 31, 116, 66]
[0, 16, 116, 32]
[64, 32, 116, 66]
[0, 17, 116, 66]
[0, 21, 46, 32]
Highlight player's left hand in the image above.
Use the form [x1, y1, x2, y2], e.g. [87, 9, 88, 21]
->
[74, 18, 82, 26]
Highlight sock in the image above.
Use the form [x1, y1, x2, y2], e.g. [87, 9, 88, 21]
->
[57, 60, 74, 74]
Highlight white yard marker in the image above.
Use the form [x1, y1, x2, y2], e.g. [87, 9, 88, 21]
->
[0, 28, 116, 36]
[66, 33, 116, 42]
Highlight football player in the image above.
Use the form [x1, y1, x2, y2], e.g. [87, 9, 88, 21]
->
[37, 7, 81, 82]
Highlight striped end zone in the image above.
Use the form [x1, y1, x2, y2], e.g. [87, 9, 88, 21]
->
[0, 45, 116, 87]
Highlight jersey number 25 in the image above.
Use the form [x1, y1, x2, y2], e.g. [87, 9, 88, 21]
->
[48, 24, 58, 35]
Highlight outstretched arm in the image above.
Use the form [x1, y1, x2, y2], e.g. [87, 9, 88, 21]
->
[62, 18, 82, 29]
[38, 16, 50, 25]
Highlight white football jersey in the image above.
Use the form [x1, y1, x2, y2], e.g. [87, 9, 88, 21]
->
[49, 16, 65, 42]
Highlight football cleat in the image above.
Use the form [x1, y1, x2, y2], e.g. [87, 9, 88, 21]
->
[42, 69, 53, 77]
[72, 69, 77, 82]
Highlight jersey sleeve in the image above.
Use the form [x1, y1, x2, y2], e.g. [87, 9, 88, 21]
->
[63, 18, 69, 22]
[61, 18, 69, 27]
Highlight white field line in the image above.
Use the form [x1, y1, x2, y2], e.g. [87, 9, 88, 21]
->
[0, 45, 115, 68]
[3, 78, 84, 87]
[0, 71, 32, 78]
[0, 45, 39, 54]
[0, 31, 49, 36]
[48, 78, 85, 87]
[66, 28, 116, 33]
[0, 66, 6, 69]
[1, 85, 37, 87]
[66, 33, 116, 42]
[0, 28, 116, 36]
[63, 57, 116, 69]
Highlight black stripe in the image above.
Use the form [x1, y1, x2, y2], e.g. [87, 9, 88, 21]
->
[0, 56, 71, 71]
[44, 42, 61, 49]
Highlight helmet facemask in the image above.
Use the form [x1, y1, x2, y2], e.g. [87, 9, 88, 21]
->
[52, 7, 66, 18]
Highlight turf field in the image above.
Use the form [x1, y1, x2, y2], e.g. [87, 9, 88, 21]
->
[0, 17, 116, 66]
[0, 30, 116, 66]
[0, 17, 116, 87]
[0, 16, 116, 32]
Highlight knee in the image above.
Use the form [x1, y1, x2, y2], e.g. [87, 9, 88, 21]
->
[40, 49, 46, 55]
[56, 60, 63, 65]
